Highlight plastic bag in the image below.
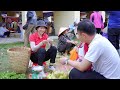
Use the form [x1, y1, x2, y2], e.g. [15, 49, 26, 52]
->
[69, 48, 78, 61]
[23, 23, 28, 30]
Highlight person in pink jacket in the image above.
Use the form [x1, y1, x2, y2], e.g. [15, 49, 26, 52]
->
[90, 11, 104, 34]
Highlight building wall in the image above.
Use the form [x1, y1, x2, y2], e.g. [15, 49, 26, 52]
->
[21, 11, 80, 39]
[54, 11, 75, 35]
[0, 11, 16, 22]
[36, 11, 43, 18]
[7, 11, 16, 16]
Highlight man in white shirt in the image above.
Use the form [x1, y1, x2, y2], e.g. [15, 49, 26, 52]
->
[60, 19, 120, 79]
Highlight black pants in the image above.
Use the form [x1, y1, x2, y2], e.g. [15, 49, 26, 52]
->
[69, 68, 106, 79]
[30, 46, 57, 66]
[96, 28, 101, 34]
[108, 28, 120, 49]
[96, 28, 103, 35]
[58, 43, 75, 54]
[4, 31, 10, 37]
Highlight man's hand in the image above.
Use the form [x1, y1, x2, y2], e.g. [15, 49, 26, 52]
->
[74, 41, 78, 46]
[60, 57, 68, 65]
[70, 40, 78, 46]
[74, 46, 79, 53]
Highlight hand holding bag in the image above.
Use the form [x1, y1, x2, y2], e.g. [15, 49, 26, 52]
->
[23, 23, 28, 30]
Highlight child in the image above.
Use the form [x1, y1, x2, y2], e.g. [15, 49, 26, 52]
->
[57, 27, 77, 55]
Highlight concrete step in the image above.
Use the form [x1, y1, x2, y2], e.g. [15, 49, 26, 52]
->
[10, 33, 21, 38]
[49, 36, 58, 40]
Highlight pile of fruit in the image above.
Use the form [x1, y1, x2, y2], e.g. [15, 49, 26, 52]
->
[46, 71, 69, 79]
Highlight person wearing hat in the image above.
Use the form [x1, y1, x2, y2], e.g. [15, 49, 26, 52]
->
[57, 27, 78, 55]
[60, 19, 120, 79]
[0, 23, 10, 38]
[29, 20, 57, 78]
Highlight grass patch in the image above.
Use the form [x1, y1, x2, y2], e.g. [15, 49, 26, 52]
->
[0, 38, 79, 79]
[0, 42, 24, 72]
[0, 71, 26, 79]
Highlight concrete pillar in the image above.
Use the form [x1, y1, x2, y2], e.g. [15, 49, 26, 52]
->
[21, 11, 27, 39]
[74, 11, 80, 23]
[54, 11, 80, 35]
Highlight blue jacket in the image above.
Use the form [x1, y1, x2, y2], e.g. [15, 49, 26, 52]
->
[69, 24, 75, 32]
[27, 11, 37, 25]
[108, 11, 120, 28]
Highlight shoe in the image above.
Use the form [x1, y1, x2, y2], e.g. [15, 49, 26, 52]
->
[39, 70, 46, 78]
[48, 65, 56, 71]
[32, 66, 43, 72]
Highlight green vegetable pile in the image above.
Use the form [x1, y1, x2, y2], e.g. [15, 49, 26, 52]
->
[46, 71, 69, 79]
[0, 71, 26, 79]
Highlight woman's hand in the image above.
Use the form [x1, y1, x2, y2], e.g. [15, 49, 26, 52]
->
[47, 38, 53, 44]
[42, 40, 48, 45]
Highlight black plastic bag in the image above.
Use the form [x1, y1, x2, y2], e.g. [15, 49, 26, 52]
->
[23, 23, 28, 30]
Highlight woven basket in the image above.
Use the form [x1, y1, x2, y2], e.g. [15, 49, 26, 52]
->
[7, 47, 31, 73]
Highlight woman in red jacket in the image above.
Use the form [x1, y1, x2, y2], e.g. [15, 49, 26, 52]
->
[29, 20, 57, 78]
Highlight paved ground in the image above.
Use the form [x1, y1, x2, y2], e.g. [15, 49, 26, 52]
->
[0, 36, 58, 44]
[0, 37, 23, 44]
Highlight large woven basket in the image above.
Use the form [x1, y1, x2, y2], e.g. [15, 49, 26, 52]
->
[7, 47, 31, 73]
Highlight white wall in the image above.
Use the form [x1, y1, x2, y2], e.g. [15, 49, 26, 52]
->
[54, 11, 75, 35]
[22, 11, 27, 39]
[74, 11, 80, 23]
[21, 11, 81, 37]
[54, 11, 80, 35]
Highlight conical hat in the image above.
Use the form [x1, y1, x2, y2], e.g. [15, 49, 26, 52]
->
[58, 27, 68, 36]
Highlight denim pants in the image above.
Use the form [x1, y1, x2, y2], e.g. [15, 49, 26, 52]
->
[108, 28, 120, 49]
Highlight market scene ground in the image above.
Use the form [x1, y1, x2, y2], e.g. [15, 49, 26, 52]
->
[0, 11, 120, 79]
[0, 36, 72, 79]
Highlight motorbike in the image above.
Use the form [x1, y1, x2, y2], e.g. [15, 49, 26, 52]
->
[67, 25, 77, 40]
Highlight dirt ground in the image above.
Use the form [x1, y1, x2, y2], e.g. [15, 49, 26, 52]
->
[0, 37, 76, 79]
[27, 52, 73, 79]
